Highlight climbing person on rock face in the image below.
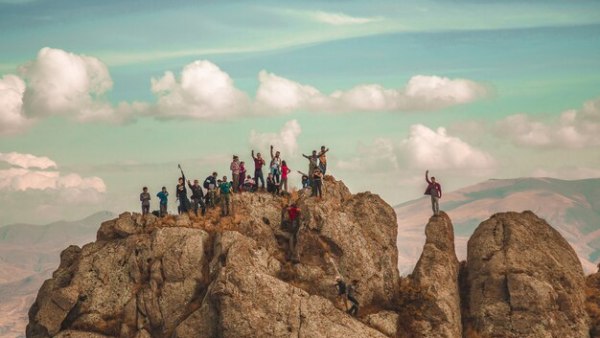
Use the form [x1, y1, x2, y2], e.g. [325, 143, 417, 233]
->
[219, 176, 233, 216]
[230, 155, 241, 193]
[347, 279, 360, 316]
[140, 187, 151, 215]
[284, 203, 302, 263]
[335, 276, 348, 311]
[156, 187, 169, 217]
[177, 165, 191, 214]
[270, 145, 282, 184]
[203, 172, 218, 208]
[251, 150, 266, 190]
[425, 170, 442, 216]
[188, 179, 206, 217]
[318, 145, 330, 175]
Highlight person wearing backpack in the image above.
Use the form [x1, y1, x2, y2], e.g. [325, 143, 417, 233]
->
[346, 280, 360, 316]
[188, 179, 206, 216]
[424, 170, 442, 216]
[203, 172, 218, 207]
[219, 176, 233, 216]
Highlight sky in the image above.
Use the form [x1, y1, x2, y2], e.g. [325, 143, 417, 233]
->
[1, 0, 600, 225]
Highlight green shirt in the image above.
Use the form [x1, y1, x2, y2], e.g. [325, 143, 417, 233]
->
[219, 182, 232, 194]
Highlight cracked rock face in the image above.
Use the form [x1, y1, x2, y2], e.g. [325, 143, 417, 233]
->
[26, 177, 400, 338]
[464, 211, 589, 338]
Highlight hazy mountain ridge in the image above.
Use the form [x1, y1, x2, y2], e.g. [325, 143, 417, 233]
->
[0, 211, 114, 338]
[396, 177, 600, 274]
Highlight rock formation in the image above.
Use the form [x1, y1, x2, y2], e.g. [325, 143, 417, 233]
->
[27, 176, 594, 338]
[404, 212, 462, 338]
[464, 211, 589, 338]
[27, 177, 400, 338]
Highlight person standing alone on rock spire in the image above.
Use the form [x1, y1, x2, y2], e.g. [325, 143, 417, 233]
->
[425, 170, 442, 216]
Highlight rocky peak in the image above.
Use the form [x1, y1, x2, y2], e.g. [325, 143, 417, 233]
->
[27, 177, 400, 338]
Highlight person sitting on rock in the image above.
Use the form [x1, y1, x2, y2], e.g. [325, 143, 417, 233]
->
[297, 171, 310, 189]
[188, 179, 206, 217]
[140, 187, 151, 215]
[203, 172, 218, 208]
[156, 187, 169, 217]
[346, 279, 360, 316]
[267, 172, 280, 195]
[424, 170, 442, 216]
[335, 276, 348, 311]
[219, 176, 233, 216]
[243, 175, 255, 192]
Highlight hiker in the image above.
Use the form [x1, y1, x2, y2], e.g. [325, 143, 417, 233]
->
[156, 187, 169, 217]
[347, 280, 360, 316]
[230, 155, 241, 193]
[243, 175, 255, 192]
[219, 176, 233, 216]
[297, 171, 310, 189]
[239, 161, 247, 191]
[177, 165, 191, 214]
[312, 168, 324, 198]
[280, 160, 291, 193]
[335, 276, 348, 311]
[188, 179, 206, 216]
[270, 145, 282, 183]
[302, 150, 319, 185]
[203, 172, 218, 207]
[285, 203, 301, 262]
[140, 187, 151, 215]
[251, 150, 266, 190]
[267, 172, 280, 195]
[425, 170, 442, 216]
[318, 146, 330, 175]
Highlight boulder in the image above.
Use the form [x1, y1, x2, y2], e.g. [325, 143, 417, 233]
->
[465, 211, 589, 337]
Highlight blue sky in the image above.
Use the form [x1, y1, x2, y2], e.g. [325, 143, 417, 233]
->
[1, 0, 600, 225]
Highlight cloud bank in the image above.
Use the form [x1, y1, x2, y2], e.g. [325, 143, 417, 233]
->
[249, 120, 302, 156]
[0, 48, 489, 135]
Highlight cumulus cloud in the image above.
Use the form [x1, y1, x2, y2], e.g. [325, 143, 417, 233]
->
[0, 152, 106, 193]
[249, 120, 302, 156]
[497, 98, 600, 149]
[0, 74, 30, 135]
[311, 11, 382, 25]
[402, 124, 496, 170]
[0, 152, 56, 169]
[255, 72, 488, 114]
[338, 124, 496, 173]
[151, 60, 249, 119]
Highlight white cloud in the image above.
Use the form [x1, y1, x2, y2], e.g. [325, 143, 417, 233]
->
[151, 60, 249, 120]
[311, 11, 382, 25]
[20, 47, 116, 122]
[255, 72, 488, 114]
[497, 98, 600, 149]
[249, 120, 302, 156]
[402, 124, 496, 170]
[0, 152, 56, 169]
[0, 74, 30, 135]
[338, 124, 495, 173]
[0, 152, 106, 194]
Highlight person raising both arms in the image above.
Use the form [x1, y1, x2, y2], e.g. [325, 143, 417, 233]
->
[424, 170, 442, 216]
[251, 150, 266, 190]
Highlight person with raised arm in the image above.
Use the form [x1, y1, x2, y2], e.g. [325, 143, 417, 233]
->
[424, 170, 442, 216]
[177, 164, 191, 214]
[318, 145, 330, 175]
[302, 150, 319, 186]
[270, 145, 282, 184]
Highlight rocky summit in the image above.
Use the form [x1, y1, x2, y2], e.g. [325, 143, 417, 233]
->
[26, 177, 596, 338]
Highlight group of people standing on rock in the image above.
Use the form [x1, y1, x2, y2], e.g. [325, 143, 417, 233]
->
[138, 145, 331, 217]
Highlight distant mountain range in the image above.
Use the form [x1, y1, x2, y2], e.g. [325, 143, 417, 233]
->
[0, 211, 114, 338]
[396, 177, 600, 275]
